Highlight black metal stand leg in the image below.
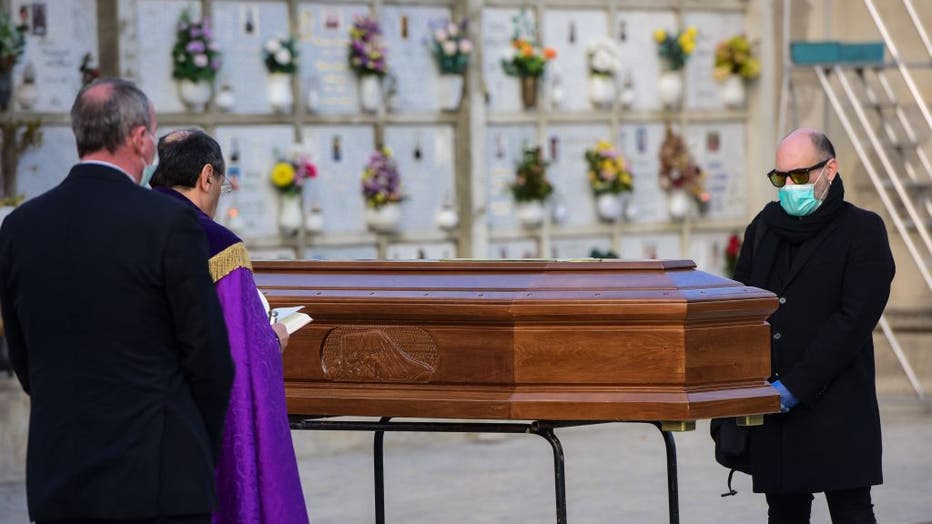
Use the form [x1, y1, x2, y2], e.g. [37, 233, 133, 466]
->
[532, 422, 568, 524]
[651, 423, 680, 524]
[374, 416, 391, 524]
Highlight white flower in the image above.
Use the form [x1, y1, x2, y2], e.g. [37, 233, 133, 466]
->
[265, 39, 281, 53]
[501, 48, 516, 62]
[193, 54, 209, 68]
[459, 39, 473, 54]
[434, 29, 447, 43]
[447, 23, 459, 37]
[442, 40, 457, 56]
[275, 48, 292, 65]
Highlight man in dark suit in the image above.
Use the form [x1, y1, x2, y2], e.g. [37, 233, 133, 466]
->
[0, 78, 234, 523]
[733, 128, 895, 523]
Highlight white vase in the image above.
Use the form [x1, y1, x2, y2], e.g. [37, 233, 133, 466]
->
[215, 85, 235, 112]
[436, 74, 464, 112]
[305, 210, 324, 234]
[720, 74, 747, 108]
[658, 70, 684, 108]
[588, 75, 616, 108]
[359, 74, 382, 113]
[595, 193, 622, 222]
[435, 203, 459, 231]
[365, 202, 402, 233]
[177, 79, 212, 112]
[16, 82, 38, 110]
[278, 194, 303, 235]
[667, 188, 692, 221]
[515, 201, 544, 228]
[267, 73, 294, 113]
[306, 88, 320, 113]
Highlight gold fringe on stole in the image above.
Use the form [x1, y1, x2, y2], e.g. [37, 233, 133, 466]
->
[209, 242, 253, 283]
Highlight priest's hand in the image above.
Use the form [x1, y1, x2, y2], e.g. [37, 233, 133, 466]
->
[272, 323, 289, 354]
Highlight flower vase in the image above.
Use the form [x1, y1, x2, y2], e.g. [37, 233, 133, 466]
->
[658, 70, 684, 108]
[177, 80, 212, 112]
[435, 203, 459, 232]
[16, 82, 38, 110]
[667, 188, 692, 221]
[304, 206, 324, 234]
[520, 76, 538, 110]
[437, 74, 464, 112]
[595, 193, 622, 222]
[588, 75, 616, 109]
[359, 74, 382, 113]
[515, 201, 544, 228]
[267, 73, 294, 113]
[719, 74, 746, 108]
[278, 194, 303, 235]
[215, 85, 235, 112]
[365, 203, 401, 233]
[0, 70, 12, 111]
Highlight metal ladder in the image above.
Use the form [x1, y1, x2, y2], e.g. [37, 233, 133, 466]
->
[784, 0, 931, 399]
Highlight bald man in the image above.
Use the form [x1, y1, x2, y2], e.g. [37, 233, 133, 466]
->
[0, 79, 233, 524]
[727, 128, 894, 523]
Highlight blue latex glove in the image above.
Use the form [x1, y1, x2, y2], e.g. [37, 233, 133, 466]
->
[771, 380, 799, 413]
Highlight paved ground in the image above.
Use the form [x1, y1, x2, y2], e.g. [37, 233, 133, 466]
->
[2, 396, 931, 523]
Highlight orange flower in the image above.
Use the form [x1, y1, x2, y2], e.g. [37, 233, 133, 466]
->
[521, 45, 533, 57]
[544, 47, 557, 59]
[512, 38, 525, 49]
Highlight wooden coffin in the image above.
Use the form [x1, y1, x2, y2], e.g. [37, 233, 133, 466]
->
[253, 259, 780, 421]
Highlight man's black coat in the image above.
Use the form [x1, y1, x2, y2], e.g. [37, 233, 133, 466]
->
[734, 197, 894, 494]
[0, 164, 233, 521]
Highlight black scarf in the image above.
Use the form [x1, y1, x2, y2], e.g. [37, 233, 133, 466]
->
[749, 175, 848, 287]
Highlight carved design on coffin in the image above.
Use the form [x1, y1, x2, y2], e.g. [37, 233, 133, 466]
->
[321, 326, 439, 382]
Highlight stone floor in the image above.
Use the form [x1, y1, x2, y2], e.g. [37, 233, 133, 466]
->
[2, 396, 931, 523]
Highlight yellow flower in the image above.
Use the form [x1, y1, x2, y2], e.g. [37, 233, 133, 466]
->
[599, 159, 614, 173]
[615, 157, 626, 171]
[595, 140, 612, 152]
[620, 172, 632, 185]
[682, 41, 696, 55]
[653, 29, 666, 43]
[713, 65, 731, 82]
[271, 162, 296, 188]
[686, 27, 698, 38]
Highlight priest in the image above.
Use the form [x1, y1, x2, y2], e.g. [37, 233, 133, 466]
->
[150, 129, 309, 524]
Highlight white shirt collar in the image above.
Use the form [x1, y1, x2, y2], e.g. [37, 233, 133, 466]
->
[78, 160, 137, 183]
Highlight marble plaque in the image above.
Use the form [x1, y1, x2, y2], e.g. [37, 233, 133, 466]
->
[302, 125, 376, 233]
[212, 1, 289, 114]
[551, 235, 613, 259]
[381, 6, 453, 113]
[541, 9, 608, 113]
[16, 126, 77, 199]
[304, 245, 378, 260]
[489, 238, 539, 259]
[298, 3, 371, 115]
[10, 0, 98, 112]
[542, 124, 611, 226]
[683, 10, 745, 110]
[689, 231, 735, 277]
[485, 125, 537, 229]
[386, 242, 457, 260]
[213, 125, 296, 238]
[617, 122, 668, 223]
[613, 10, 676, 111]
[686, 122, 746, 219]
[620, 233, 680, 260]
[383, 125, 455, 233]
[481, 7, 523, 112]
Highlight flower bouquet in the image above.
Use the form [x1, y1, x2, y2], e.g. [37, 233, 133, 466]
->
[430, 18, 472, 75]
[724, 233, 742, 277]
[585, 140, 633, 221]
[511, 146, 552, 227]
[348, 16, 387, 112]
[501, 11, 556, 109]
[263, 35, 298, 112]
[714, 34, 759, 107]
[653, 26, 697, 106]
[271, 147, 317, 234]
[172, 10, 221, 111]
[658, 126, 710, 220]
[361, 146, 404, 232]
[586, 38, 620, 107]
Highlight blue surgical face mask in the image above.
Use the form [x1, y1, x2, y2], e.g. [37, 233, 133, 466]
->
[141, 163, 157, 188]
[778, 165, 827, 217]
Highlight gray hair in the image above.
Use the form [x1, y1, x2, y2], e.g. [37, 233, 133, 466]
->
[71, 78, 152, 157]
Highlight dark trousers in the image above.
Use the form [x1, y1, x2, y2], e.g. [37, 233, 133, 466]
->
[38, 516, 211, 524]
[766, 487, 876, 524]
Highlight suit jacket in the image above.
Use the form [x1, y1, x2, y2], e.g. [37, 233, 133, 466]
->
[734, 200, 894, 493]
[0, 163, 234, 521]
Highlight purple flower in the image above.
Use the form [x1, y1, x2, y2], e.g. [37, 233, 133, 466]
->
[186, 41, 205, 54]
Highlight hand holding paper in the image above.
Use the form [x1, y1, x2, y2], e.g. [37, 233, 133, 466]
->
[258, 290, 313, 335]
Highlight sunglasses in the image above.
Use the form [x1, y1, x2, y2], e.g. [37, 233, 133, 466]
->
[766, 158, 831, 188]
